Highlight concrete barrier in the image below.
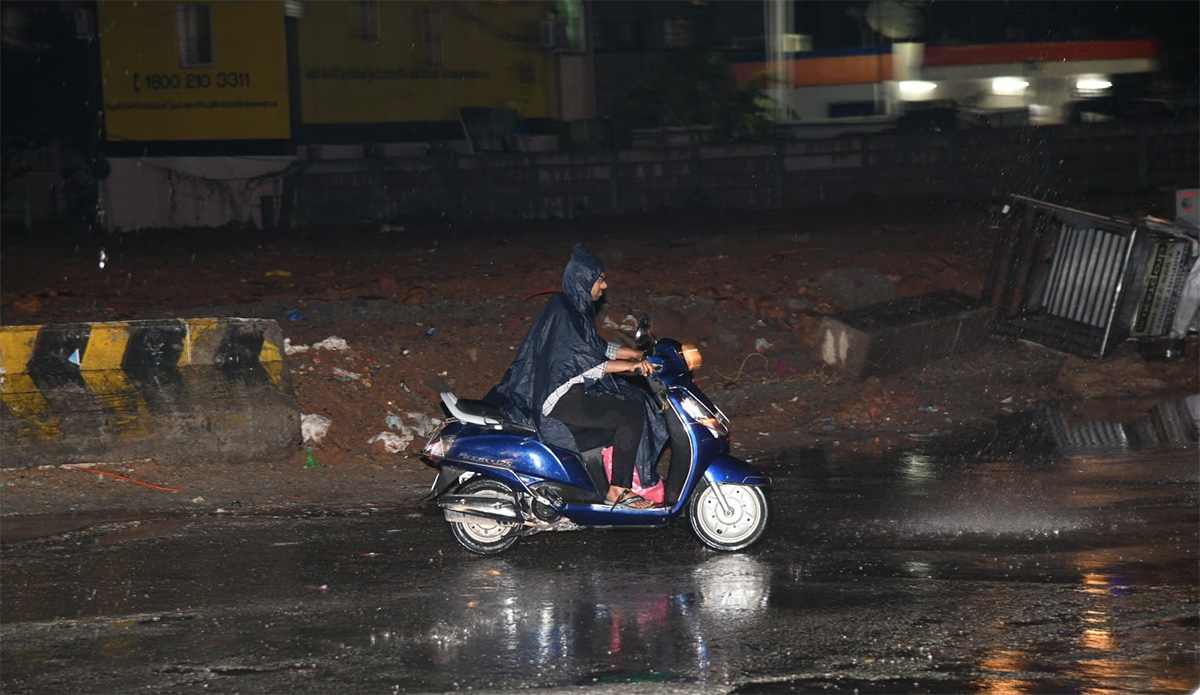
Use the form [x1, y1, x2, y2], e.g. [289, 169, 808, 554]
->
[814, 291, 995, 377]
[0, 318, 300, 469]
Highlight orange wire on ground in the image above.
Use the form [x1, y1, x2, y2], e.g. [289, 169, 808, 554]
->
[63, 465, 182, 492]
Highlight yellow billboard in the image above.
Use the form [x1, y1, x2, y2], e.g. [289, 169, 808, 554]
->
[99, 1, 290, 141]
[296, 1, 555, 124]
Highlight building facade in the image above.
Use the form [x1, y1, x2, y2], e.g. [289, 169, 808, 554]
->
[3, 1, 1188, 231]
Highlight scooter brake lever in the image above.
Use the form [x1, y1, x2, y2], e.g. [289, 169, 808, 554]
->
[643, 372, 668, 410]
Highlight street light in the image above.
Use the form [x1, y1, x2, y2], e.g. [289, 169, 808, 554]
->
[899, 80, 937, 98]
[992, 76, 1029, 96]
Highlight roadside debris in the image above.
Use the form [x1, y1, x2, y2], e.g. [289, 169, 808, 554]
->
[312, 336, 350, 351]
[331, 367, 362, 382]
[301, 414, 332, 444]
[368, 411, 443, 453]
[367, 431, 406, 453]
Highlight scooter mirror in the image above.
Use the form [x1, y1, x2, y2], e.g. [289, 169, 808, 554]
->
[635, 314, 655, 350]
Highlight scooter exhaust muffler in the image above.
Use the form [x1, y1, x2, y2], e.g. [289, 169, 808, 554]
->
[439, 494, 520, 524]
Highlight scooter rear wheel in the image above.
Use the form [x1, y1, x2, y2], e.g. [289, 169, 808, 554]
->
[688, 480, 769, 551]
[447, 478, 521, 555]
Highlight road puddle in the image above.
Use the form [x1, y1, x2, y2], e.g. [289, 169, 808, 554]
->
[0, 512, 184, 544]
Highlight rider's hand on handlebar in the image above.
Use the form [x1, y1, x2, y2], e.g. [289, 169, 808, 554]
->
[606, 355, 656, 377]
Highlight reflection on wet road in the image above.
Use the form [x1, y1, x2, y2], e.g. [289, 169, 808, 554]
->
[2, 400, 1197, 694]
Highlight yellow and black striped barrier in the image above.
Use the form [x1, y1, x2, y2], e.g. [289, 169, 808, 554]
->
[0, 318, 299, 469]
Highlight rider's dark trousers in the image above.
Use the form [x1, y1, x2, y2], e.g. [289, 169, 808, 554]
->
[552, 384, 644, 490]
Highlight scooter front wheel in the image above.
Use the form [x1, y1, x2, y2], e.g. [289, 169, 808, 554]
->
[688, 480, 769, 551]
[447, 478, 521, 555]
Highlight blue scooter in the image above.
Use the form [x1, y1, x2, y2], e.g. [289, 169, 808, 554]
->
[420, 315, 770, 555]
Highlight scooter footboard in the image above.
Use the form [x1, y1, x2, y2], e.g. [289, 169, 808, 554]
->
[704, 454, 770, 486]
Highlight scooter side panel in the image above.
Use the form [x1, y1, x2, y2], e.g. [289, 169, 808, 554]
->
[442, 431, 595, 490]
[704, 453, 771, 486]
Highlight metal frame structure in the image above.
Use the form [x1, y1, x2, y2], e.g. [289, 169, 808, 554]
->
[983, 194, 1194, 357]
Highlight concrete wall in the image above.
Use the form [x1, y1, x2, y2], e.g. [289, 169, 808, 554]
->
[96, 121, 1197, 230]
[101, 156, 294, 231]
[0, 143, 91, 228]
[295, 121, 1198, 226]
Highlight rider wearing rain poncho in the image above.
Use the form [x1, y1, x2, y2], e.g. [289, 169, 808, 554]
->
[485, 243, 668, 506]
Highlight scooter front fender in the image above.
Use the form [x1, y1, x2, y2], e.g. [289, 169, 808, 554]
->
[704, 453, 770, 486]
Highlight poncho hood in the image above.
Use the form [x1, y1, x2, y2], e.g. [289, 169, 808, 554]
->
[562, 243, 605, 316]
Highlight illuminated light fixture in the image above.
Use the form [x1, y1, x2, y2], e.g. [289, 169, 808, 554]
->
[899, 80, 938, 97]
[992, 77, 1029, 96]
[1076, 75, 1112, 94]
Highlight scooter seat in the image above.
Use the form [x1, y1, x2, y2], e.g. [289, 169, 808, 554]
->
[453, 397, 506, 422]
[440, 392, 507, 426]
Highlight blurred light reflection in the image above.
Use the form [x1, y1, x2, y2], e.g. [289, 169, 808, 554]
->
[396, 553, 769, 682]
[900, 451, 937, 483]
[1079, 628, 1117, 651]
[975, 648, 1035, 695]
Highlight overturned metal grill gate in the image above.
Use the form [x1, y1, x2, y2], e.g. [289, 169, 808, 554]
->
[1040, 224, 1130, 330]
[984, 195, 1196, 357]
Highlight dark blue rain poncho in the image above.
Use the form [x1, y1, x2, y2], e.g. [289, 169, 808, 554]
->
[485, 244, 667, 486]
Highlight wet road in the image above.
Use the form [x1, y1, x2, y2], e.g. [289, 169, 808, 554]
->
[3, 402, 1197, 694]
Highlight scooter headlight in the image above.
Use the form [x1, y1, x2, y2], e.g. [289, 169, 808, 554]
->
[678, 395, 728, 439]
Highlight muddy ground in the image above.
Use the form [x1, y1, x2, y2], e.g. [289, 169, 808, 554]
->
[2, 200, 1196, 519]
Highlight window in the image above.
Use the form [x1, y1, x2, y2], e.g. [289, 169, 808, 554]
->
[354, 0, 379, 40]
[177, 4, 213, 68]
